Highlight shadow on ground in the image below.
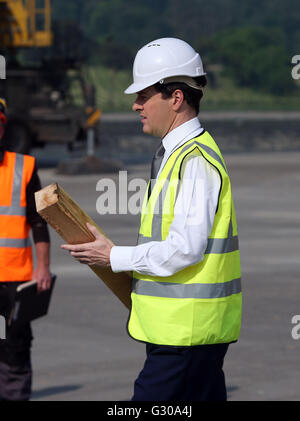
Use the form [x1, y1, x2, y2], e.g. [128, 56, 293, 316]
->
[32, 384, 82, 399]
[227, 385, 239, 400]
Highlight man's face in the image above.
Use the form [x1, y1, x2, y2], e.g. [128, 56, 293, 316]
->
[132, 86, 173, 138]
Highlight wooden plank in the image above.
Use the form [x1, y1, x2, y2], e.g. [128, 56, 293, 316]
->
[35, 183, 132, 309]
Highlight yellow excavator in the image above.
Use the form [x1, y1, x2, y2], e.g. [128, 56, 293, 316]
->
[0, 0, 52, 48]
[0, 0, 101, 154]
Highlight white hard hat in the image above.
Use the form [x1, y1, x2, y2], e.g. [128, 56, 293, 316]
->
[125, 37, 206, 94]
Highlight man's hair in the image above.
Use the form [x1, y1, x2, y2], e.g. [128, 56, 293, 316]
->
[153, 75, 207, 115]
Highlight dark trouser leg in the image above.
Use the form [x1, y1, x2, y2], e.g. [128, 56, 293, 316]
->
[132, 343, 229, 402]
[0, 283, 33, 401]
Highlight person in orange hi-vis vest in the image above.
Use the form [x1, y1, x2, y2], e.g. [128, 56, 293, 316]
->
[0, 98, 52, 401]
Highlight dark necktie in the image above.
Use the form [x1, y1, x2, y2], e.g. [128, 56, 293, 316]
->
[148, 141, 165, 198]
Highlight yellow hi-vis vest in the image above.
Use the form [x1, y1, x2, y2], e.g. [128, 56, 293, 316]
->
[127, 131, 242, 346]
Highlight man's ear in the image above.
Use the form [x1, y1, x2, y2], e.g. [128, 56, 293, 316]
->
[172, 89, 185, 111]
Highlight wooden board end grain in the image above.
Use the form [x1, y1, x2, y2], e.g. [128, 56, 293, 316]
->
[35, 183, 132, 309]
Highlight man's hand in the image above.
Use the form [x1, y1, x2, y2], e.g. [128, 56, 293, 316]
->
[33, 265, 52, 293]
[61, 223, 114, 268]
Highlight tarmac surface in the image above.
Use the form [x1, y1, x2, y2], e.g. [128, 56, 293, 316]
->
[29, 148, 300, 401]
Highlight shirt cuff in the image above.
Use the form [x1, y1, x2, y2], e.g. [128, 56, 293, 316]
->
[110, 246, 135, 273]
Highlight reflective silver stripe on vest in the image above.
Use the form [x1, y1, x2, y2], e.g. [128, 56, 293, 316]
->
[138, 233, 239, 254]
[0, 237, 31, 248]
[137, 234, 152, 245]
[0, 154, 26, 216]
[132, 277, 241, 299]
[205, 235, 239, 254]
[150, 185, 165, 243]
[194, 141, 226, 172]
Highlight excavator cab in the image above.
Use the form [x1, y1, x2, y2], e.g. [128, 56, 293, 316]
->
[0, 1, 100, 154]
[0, 0, 52, 48]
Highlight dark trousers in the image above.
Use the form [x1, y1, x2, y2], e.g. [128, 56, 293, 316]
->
[0, 282, 33, 401]
[132, 342, 229, 402]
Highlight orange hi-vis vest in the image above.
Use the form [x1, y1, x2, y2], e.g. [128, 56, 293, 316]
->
[0, 151, 35, 281]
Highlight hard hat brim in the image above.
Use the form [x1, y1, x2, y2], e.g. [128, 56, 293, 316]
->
[124, 82, 150, 95]
[124, 73, 207, 95]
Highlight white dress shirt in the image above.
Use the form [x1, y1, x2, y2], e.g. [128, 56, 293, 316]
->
[110, 117, 221, 277]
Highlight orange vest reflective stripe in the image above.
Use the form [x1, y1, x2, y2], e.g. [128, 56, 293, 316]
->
[0, 151, 35, 281]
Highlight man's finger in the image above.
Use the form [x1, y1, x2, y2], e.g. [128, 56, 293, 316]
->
[70, 251, 89, 258]
[79, 259, 91, 264]
[37, 280, 45, 293]
[61, 244, 89, 252]
[86, 222, 102, 240]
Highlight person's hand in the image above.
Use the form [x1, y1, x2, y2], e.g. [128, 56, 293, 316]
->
[33, 265, 52, 293]
[61, 223, 114, 268]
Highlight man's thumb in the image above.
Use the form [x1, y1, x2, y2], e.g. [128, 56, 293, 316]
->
[86, 222, 101, 239]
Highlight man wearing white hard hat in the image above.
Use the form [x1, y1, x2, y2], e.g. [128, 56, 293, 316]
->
[62, 38, 242, 401]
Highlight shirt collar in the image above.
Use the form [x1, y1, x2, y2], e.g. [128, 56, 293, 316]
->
[162, 117, 202, 155]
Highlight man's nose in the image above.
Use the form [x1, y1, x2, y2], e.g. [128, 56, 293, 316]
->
[132, 101, 142, 112]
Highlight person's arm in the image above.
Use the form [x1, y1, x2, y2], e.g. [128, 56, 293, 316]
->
[26, 167, 52, 292]
[61, 155, 220, 277]
[34, 241, 51, 291]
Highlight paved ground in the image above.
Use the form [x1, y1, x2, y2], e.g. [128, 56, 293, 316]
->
[29, 149, 300, 401]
